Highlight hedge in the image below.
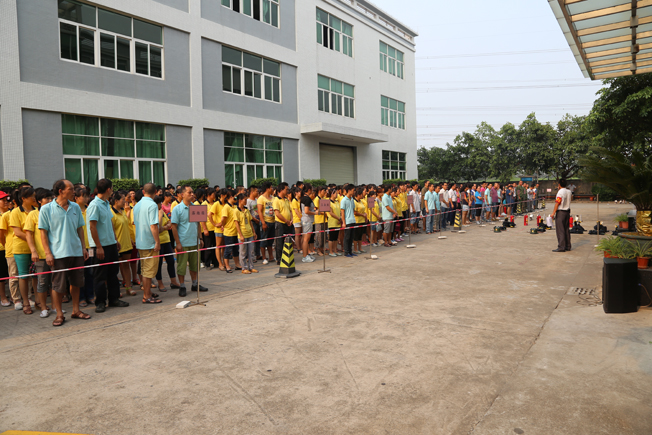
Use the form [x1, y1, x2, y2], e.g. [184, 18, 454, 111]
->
[178, 178, 209, 190]
[303, 178, 328, 186]
[109, 178, 140, 192]
[0, 179, 30, 190]
[249, 177, 280, 188]
[591, 184, 618, 202]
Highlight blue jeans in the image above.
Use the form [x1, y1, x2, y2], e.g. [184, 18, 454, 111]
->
[427, 209, 435, 232]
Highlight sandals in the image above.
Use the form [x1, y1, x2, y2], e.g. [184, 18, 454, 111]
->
[71, 311, 92, 320]
[125, 288, 137, 296]
[225, 269, 233, 273]
[52, 316, 65, 327]
[62, 295, 71, 303]
[1, 300, 11, 307]
[170, 284, 180, 289]
[142, 297, 162, 304]
[79, 300, 88, 307]
[23, 305, 33, 315]
[158, 287, 168, 292]
[151, 293, 159, 298]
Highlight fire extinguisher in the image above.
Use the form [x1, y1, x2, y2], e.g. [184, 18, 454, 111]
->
[569, 216, 574, 229]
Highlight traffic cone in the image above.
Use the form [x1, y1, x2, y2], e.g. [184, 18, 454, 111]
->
[516, 203, 522, 215]
[275, 236, 301, 279]
[453, 210, 462, 231]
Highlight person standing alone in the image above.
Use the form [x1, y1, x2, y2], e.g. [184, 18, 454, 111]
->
[552, 179, 572, 253]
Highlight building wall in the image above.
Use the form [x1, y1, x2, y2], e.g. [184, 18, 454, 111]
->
[153, 0, 189, 12]
[22, 110, 64, 189]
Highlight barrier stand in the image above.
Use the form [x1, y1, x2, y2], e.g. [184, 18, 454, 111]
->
[188, 205, 207, 307]
[366, 196, 378, 259]
[318, 199, 331, 273]
[406, 194, 416, 248]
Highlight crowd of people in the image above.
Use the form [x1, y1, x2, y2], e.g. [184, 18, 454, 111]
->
[0, 178, 542, 327]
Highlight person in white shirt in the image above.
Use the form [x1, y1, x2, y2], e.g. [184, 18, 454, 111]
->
[448, 183, 458, 227]
[439, 183, 450, 230]
[408, 183, 421, 233]
[552, 179, 572, 252]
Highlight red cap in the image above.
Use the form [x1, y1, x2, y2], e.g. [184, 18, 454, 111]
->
[0, 191, 8, 200]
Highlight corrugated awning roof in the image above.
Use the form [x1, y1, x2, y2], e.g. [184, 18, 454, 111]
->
[549, 0, 652, 80]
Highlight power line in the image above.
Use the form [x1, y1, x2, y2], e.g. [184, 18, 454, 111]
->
[416, 60, 576, 70]
[417, 104, 593, 111]
[416, 49, 569, 60]
[416, 83, 600, 93]
[417, 78, 588, 84]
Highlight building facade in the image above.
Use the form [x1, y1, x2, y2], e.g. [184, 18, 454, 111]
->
[0, 0, 417, 190]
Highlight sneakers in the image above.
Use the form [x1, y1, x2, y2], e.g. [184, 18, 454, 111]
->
[302, 255, 315, 263]
[14, 302, 23, 310]
[336, 253, 343, 256]
[345, 254, 354, 258]
[40, 309, 50, 318]
[329, 253, 338, 257]
[179, 286, 187, 297]
[371, 243, 378, 247]
[262, 259, 269, 265]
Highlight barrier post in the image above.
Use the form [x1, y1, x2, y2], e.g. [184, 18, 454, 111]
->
[318, 199, 331, 273]
[189, 205, 207, 307]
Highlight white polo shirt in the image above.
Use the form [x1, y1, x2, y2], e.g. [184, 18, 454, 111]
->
[556, 188, 572, 211]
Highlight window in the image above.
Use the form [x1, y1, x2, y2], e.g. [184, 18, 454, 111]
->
[381, 96, 406, 129]
[223, 132, 283, 187]
[318, 75, 354, 118]
[62, 114, 166, 192]
[382, 151, 406, 181]
[316, 8, 353, 57]
[222, 46, 281, 103]
[380, 41, 404, 79]
[58, 0, 163, 78]
[222, 0, 280, 28]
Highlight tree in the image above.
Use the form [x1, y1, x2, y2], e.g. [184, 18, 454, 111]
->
[518, 113, 556, 178]
[550, 114, 590, 180]
[490, 122, 520, 183]
[417, 145, 453, 181]
[585, 75, 652, 156]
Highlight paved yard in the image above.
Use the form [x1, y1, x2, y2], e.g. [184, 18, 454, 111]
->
[0, 203, 650, 435]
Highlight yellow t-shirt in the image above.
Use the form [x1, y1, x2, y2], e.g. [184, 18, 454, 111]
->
[328, 200, 341, 228]
[291, 198, 302, 224]
[221, 203, 238, 237]
[159, 212, 171, 244]
[392, 198, 398, 217]
[371, 199, 380, 223]
[273, 197, 292, 223]
[24, 209, 45, 260]
[258, 195, 275, 223]
[204, 201, 215, 232]
[81, 208, 89, 249]
[237, 208, 254, 239]
[1, 211, 14, 257]
[170, 200, 179, 213]
[210, 201, 224, 234]
[313, 197, 325, 224]
[401, 192, 409, 212]
[354, 199, 365, 224]
[10, 207, 31, 255]
[112, 208, 132, 253]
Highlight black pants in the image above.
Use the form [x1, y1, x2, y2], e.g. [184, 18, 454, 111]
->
[202, 233, 217, 267]
[156, 242, 176, 281]
[93, 243, 120, 305]
[555, 210, 572, 251]
[343, 223, 355, 255]
[275, 223, 293, 264]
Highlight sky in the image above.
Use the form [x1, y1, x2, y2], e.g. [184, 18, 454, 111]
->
[368, 0, 604, 150]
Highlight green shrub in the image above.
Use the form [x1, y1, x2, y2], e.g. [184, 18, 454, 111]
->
[110, 178, 140, 192]
[382, 179, 418, 186]
[249, 177, 280, 188]
[591, 184, 618, 201]
[0, 179, 30, 190]
[303, 178, 328, 186]
[178, 178, 209, 191]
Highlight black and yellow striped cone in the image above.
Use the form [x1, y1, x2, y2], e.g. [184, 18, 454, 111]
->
[542, 198, 546, 209]
[516, 203, 522, 215]
[453, 210, 462, 231]
[275, 236, 301, 279]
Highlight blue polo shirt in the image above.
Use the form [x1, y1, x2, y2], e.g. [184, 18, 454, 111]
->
[38, 199, 85, 259]
[424, 190, 436, 210]
[133, 196, 159, 250]
[340, 196, 356, 225]
[381, 193, 394, 221]
[171, 201, 198, 247]
[86, 196, 117, 248]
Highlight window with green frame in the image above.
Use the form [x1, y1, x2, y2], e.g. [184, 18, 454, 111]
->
[62, 114, 166, 191]
[380, 41, 404, 79]
[222, 46, 281, 103]
[316, 8, 353, 57]
[318, 75, 354, 118]
[221, 0, 279, 28]
[224, 132, 282, 187]
[382, 150, 406, 181]
[381, 96, 405, 129]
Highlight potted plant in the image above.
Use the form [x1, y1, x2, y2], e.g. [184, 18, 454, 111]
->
[581, 147, 652, 236]
[595, 236, 623, 258]
[627, 240, 652, 269]
[615, 213, 629, 229]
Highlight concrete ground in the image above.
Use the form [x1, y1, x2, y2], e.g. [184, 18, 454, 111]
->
[0, 202, 650, 435]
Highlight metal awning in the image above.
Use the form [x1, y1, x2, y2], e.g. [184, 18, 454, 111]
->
[300, 123, 388, 144]
[549, 0, 652, 80]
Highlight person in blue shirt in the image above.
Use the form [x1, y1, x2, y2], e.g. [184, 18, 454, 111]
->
[474, 184, 483, 224]
[133, 183, 162, 304]
[339, 184, 357, 257]
[87, 179, 129, 313]
[171, 185, 206, 297]
[39, 179, 90, 326]
[424, 183, 436, 234]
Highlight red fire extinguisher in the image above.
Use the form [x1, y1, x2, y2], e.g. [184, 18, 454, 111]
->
[524, 215, 529, 226]
[537, 215, 542, 225]
[569, 216, 574, 229]
[510, 215, 514, 223]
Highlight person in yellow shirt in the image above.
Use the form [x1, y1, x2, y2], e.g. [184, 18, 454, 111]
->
[352, 188, 367, 255]
[170, 187, 183, 214]
[10, 186, 37, 315]
[111, 191, 135, 296]
[74, 186, 94, 306]
[368, 189, 381, 247]
[272, 182, 293, 266]
[220, 190, 241, 272]
[313, 186, 328, 256]
[291, 187, 303, 253]
[202, 187, 218, 270]
[236, 193, 257, 274]
[0, 193, 19, 308]
[327, 188, 342, 258]
[0, 191, 11, 307]
[154, 195, 181, 291]
[256, 182, 276, 264]
[208, 189, 226, 271]
[25, 188, 53, 317]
